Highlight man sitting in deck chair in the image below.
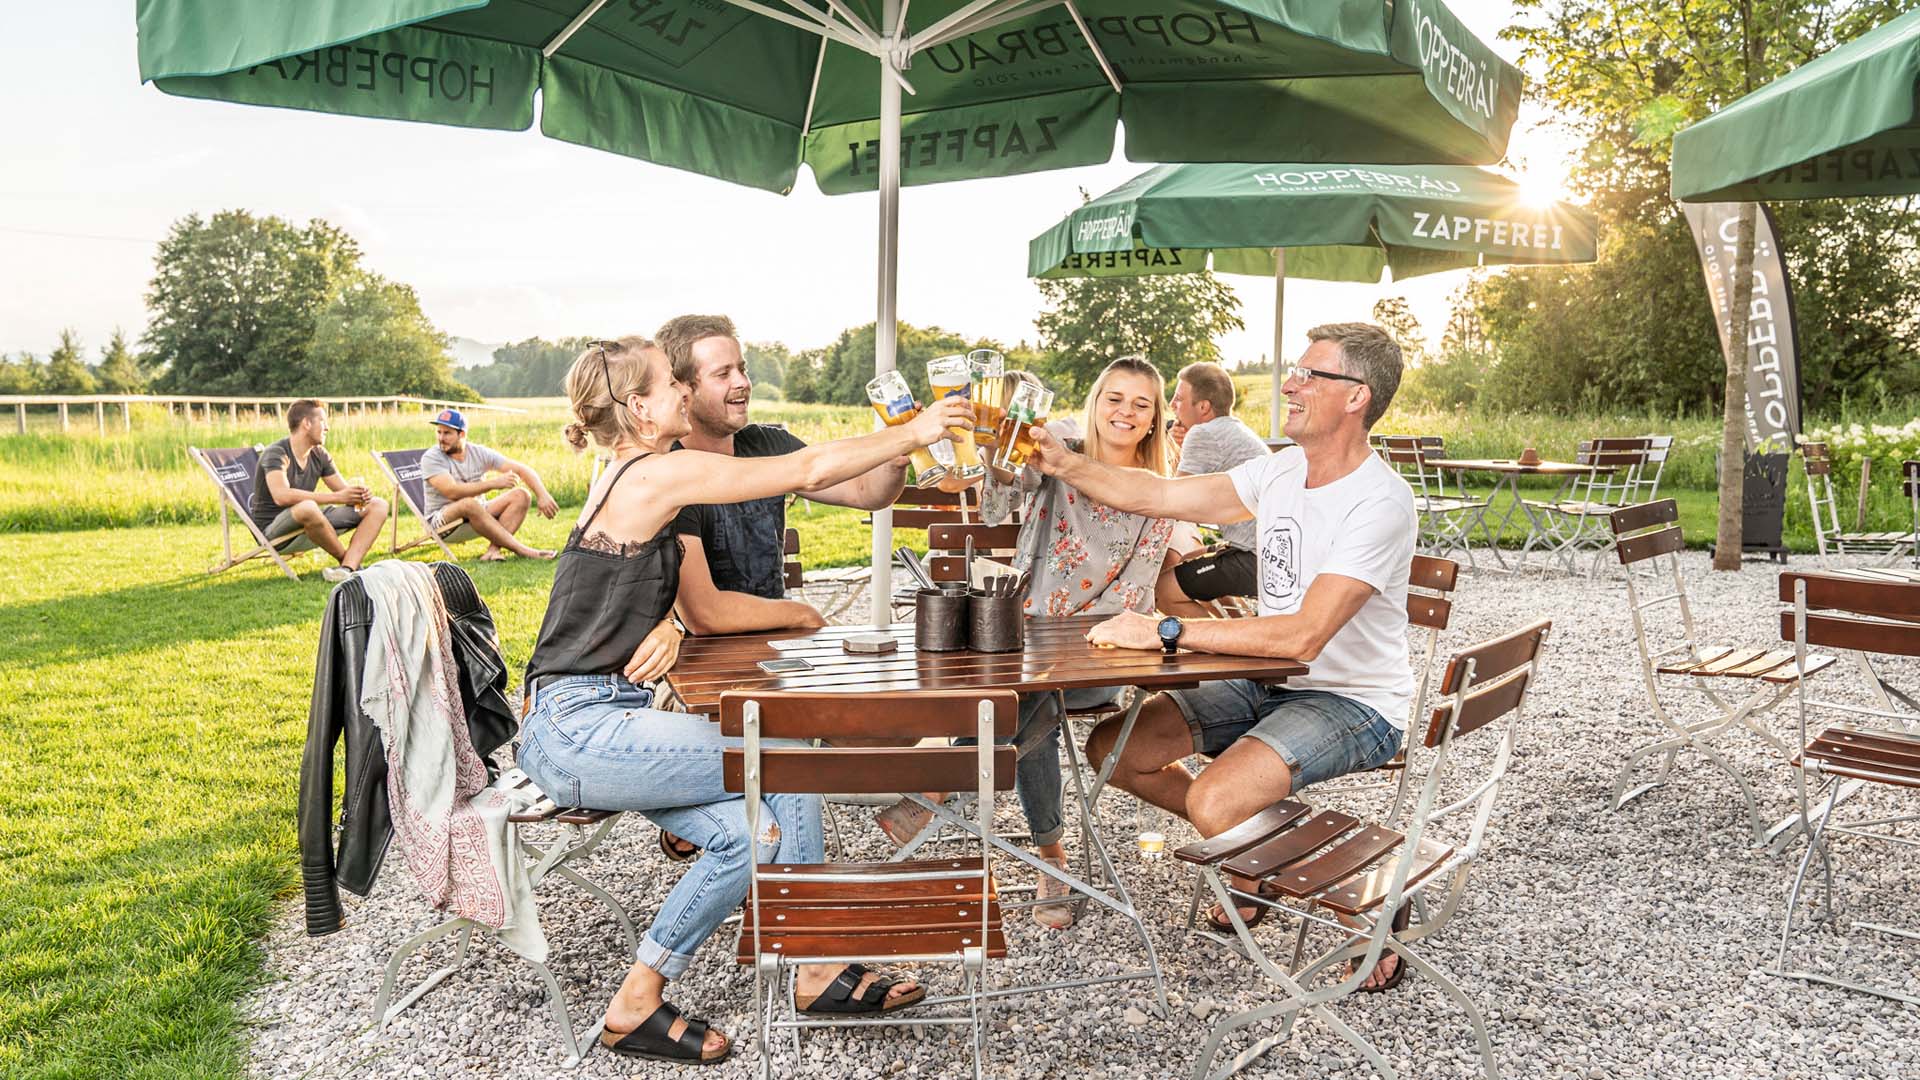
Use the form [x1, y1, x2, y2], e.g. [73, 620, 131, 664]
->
[1027, 323, 1417, 991]
[420, 409, 558, 562]
[250, 399, 390, 584]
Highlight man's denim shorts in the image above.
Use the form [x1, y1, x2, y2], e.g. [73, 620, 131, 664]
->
[1166, 679, 1403, 792]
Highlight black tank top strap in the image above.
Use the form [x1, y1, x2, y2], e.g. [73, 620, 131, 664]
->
[579, 452, 650, 531]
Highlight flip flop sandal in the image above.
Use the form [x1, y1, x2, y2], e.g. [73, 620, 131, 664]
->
[796, 963, 928, 1016]
[1207, 879, 1283, 933]
[658, 829, 701, 863]
[601, 1001, 730, 1065]
[1350, 903, 1414, 994]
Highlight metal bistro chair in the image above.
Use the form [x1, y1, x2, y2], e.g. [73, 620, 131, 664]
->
[1631, 435, 1675, 502]
[1606, 500, 1836, 844]
[723, 689, 1016, 1079]
[1176, 619, 1552, 1080]
[1767, 572, 1920, 1003]
[1523, 437, 1650, 575]
[1906, 459, 1920, 568]
[1801, 441, 1914, 566]
[1377, 436, 1488, 570]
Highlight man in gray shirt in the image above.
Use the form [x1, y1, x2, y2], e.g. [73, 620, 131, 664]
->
[1158, 361, 1271, 614]
[419, 408, 558, 561]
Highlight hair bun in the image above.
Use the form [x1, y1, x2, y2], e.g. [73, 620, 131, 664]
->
[562, 421, 590, 452]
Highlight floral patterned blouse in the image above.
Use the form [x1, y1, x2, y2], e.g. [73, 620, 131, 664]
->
[981, 431, 1176, 619]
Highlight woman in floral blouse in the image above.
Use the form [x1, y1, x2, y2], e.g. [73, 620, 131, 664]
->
[878, 356, 1180, 929]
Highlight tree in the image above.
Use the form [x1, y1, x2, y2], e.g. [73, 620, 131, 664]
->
[308, 276, 475, 399]
[1034, 271, 1244, 401]
[743, 341, 790, 390]
[1492, 0, 1918, 567]
[1370, 297, 1428, 368]
[42, 330, 96, 395]
[93, 329, 146, 394]
[461, 336, 591, 397]
[0, 353, 43, 395]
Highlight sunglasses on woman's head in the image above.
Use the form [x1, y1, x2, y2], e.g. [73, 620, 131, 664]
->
[587, 339, 623, 403]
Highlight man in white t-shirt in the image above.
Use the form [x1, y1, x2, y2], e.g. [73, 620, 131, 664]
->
[1026, 322, 1415, 988]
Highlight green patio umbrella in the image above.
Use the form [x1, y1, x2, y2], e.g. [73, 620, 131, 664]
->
[1671, 7, 1920, 202]
[1029, 162, 1598, 435]
[136, 0, 1522, 623]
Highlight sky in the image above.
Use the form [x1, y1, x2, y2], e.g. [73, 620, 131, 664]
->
[0, 2, 1575, 368]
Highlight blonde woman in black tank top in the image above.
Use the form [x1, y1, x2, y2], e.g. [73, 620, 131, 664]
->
[518, 338, 969, 1065]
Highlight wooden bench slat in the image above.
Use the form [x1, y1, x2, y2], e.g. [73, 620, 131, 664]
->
[1173, 800, 1311, 866]
[1655, 646, 1741, 675]
[1221, 810, 1357, 880]
[1315, 837, 1454, 916]
[737, 926, 1008, 962]
[1267, 825, 1404, 899]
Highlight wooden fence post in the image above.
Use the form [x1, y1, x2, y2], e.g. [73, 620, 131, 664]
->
[15, 404, 25, 434]
[95, 402, 105, 435]
[58, 403, 69, 432]
[121, 402, 131, 431]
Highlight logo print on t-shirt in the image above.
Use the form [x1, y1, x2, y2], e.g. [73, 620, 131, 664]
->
[1261, 517, 1302, 607]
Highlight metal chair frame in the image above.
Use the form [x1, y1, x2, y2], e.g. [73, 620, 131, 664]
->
[368, 769, 633, 1067]
[1766, 573, 1920, 1004]
[1377, 436, 1488, 570]
[734, 695, 1004, 1080]
[1184, 620, 1552, 1080]
[1522, 438, 1649, 576]
[1801, 441, 1914, 567]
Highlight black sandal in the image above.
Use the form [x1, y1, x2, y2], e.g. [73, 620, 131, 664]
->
[1351, 903, 1414, 994]
[1206, 879, 1281, 933]
[796, 963, 927, 1016]
[601, 1001, 730, 1065]
[658, 828, 700, 863]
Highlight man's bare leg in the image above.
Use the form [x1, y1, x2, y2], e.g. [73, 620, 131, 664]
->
[1083, 693, 1201, 818]
[339, 497, 388, 570]
[441, 494, 552, 560]
[483, 488, 532, 560]
[288, 500, 346, 561]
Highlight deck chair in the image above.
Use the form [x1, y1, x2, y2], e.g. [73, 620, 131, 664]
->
[189, 444, 322, 580]
[723, 689, 1015, 1079]
[1607, 500, 1836, 844]
[1801, 441, 1913, 566]
[1767, 572, 1920, 1004]
[1177, 618, 1552, 1080]
[372, 448, 481, 560]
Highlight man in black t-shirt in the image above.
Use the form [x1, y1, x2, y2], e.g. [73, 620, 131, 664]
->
[248, 399, 389, 583]
[657, 315, 908, 635]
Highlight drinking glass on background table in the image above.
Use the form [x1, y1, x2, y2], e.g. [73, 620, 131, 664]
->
[994, 383, 1054, 472]
[865, 370, 948, 487]
[968, 349, 1007, 449]
[926, 355, 985, 482]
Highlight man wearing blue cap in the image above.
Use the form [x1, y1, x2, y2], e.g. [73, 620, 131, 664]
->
[420, 409, 558, 561]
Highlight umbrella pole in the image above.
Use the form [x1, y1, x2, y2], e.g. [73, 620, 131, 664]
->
[868, 2, 903, 628]
[1270, 247, 1286, 439]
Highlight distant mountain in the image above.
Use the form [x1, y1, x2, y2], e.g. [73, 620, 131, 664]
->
[448, 336, 501, 369]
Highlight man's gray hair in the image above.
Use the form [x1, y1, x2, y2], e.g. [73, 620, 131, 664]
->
[1306, 322, 1401, 428]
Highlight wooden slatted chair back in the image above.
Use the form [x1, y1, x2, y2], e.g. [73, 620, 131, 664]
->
[1407, 554, 1457, 631]
[721, 690, 1019, 796]
[1424, 619, 1552, 749]
[925, 522, 1023, 584]
[782, 528, 803, 591]
[1609, 499, 1683, 566]
[1779, 574, 1920, 657]
[1802, 441, 1833, 476]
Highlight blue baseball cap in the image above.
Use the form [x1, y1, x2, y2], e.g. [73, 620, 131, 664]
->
[429, 408, 467, 432]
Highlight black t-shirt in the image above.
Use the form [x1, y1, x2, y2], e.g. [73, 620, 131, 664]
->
[670, 424, 808, 599]
[250, 437, 338, 530]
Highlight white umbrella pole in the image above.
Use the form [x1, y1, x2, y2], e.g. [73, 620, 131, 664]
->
[1269, 247, 1287, 439]
[868, 1, 903, 628]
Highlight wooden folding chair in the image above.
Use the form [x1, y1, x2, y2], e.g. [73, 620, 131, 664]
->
[1801, 441, 1913, 566]
[371, 448, 481, 560]
[188, 445, 320, 580]
[1178, 619, 1552, 1080]
[1607, 500, 1836, 844]
[1377, 437, 1488, 570]
[1524, 437, 1650, 575]
[1767, 572, 1920, 1003]
[723, 690, 1016, 1079]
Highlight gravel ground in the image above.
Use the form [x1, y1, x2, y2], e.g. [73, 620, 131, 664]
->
[242, 553, 1920, 1079]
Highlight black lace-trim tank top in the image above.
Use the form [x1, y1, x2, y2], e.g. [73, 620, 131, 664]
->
[525, 454, 682, 683]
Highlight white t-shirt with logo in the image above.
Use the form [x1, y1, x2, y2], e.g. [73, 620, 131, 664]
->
[1226, 447, 1417, 728]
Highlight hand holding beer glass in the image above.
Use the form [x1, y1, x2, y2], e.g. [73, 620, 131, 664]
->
[967, 349, 1008, 449]
[926, 354, 986, 482]
[993, 383, 1054, 472]
[866, 370, 965, 488]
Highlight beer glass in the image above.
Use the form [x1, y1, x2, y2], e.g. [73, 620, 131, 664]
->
[926, 355, 985, 481]
[994, 383, 1054, 471]
[347, 475, 370, 512]
[865, 370, 946, 486]
[967, 349, 1007, 448]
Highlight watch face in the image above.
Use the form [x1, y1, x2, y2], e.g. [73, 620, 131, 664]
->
[1158, 616, 1182, 640]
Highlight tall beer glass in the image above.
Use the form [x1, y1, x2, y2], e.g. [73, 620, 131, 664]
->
[967, 349, 1007, 448]
[926, 355, 985, 481]
[865, 370, 946, 486]
[994, 384, 1054, 471]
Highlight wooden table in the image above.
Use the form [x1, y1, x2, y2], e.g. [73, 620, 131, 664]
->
[1430, 458, 1608, 572]
[667, 615, 1308, 1013]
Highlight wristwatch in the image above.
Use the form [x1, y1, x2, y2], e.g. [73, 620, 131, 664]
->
[1157, 615, 1184, 654]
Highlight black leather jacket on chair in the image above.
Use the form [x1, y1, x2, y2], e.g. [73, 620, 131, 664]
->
[298, 562, 516, 936]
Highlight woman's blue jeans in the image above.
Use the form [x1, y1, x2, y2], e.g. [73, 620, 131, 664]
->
[516, 674, 823, 980]
[956, 686, 1121, 849]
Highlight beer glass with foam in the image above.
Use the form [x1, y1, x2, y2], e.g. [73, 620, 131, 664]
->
[926, 355, 985, 481]
[865, 370, 946, 487]
[967, 349, 1007, 449]
[994, 383, 1054, 472]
